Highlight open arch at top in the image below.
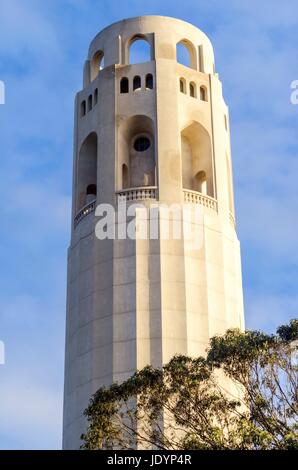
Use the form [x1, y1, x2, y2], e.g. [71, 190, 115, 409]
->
[129, 36, 151, 64]
[90, 50, 104, 81]
[176, 40, 197, 70]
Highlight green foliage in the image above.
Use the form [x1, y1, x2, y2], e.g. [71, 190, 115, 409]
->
[277, 319, 298, 342]
[81, 320, 298, 450]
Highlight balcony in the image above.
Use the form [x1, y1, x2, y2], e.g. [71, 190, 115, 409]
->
[74, 199, 96, 228]
[116, 186, 158, 202]
[74, 190, 220, 229]
[183, 189, 218, 211]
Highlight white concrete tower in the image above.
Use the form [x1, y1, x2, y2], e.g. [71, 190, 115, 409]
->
[63, 16, 245, 449]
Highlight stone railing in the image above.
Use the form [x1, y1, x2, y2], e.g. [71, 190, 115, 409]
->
[183, 189, 218, 211]
[116, 186, 158, 202]
[74, 199, 96, 228]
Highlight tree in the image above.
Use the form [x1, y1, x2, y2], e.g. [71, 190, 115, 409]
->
[81, 320, 298, 450]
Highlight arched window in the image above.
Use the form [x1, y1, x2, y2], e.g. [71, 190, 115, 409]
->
[120, 77, 129, 94]
[131, 132, 154, 186]
[90, 50, 104, 81]
[145, 73, 153, 90]
[87, 94, 92, 112]
[80, 100, 86, 117]
[179, 78, 186, 94]
[181, 122, 214, 197]
[194, 171, 207, 195]
[189, 82, 196, 98]
[176, 40, 196, 69]
[129, 37, 151, 64]
[77, 132, 98, 211]
[118, 115, 155, 189]
[86, 184, 97, 195]
[94, 88, 98, 105]
[122, 164, 129, 189]
[200, 86, 207, 101]
[86, 184, 97, 203]
[133, 75, 141, 91]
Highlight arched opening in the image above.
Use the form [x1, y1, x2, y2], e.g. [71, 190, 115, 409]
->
[80, 100, 86, 117]
[86, 184, 97, 203]
[94, 88, 98, 105]
[87, 94, 92, 112]
[120, 77, 129, 94]
[176, 40, 197, 69]
[122, 164, 129, 189]
[179, 78, 186, 94]
[181, 122, 214, 197]
[118, 115, 155, 189]
[145, 73, 153, 90]
[90, 50, 104, 81]
[131, 133, 154, 186]
[129, 37, 151, 64]
[77, 132, 98, 211]
[133, 75, 141, 91]
[200, 86, 207, 101]
[189, 82, 196, 98]
[194, 171, 207, 194]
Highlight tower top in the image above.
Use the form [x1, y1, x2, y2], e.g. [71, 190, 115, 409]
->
[89, 15, 213, 49]
[85, 15, 215, 79]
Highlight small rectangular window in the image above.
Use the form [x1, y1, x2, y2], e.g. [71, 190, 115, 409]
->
[80, 100, 86, 117]
[120, 77, 129, 93]
[87, 95, 92, 112]
[94, 88, 98, 104]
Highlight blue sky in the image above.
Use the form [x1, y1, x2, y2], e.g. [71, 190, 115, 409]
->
[0, 0, 297, 450]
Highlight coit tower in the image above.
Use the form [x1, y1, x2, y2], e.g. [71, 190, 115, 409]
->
[63, 16, 245, 449]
